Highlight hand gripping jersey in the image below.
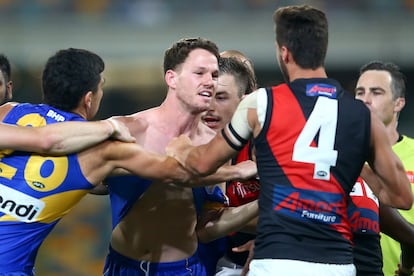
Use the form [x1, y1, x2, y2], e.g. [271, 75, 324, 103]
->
[226, 141, 259, 207]
[225, 141, 259, 266]
[348, 177, 382, 275]
[227, 79, 371, 264]
[0, 104, 93, 273]
[381, 135, 414, 276]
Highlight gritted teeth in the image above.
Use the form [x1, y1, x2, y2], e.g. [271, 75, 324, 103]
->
[199, 91, 212, 97]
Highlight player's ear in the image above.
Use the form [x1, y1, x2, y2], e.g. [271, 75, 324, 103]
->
[6, 81, 12, 100]
[394, 97, 405, 113]
[279, 45, 290, 63]
[165, 69, 177, 89]
[84, 91, 93, 109]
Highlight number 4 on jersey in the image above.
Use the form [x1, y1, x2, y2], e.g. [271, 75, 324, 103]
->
[292, 97, 338, 180]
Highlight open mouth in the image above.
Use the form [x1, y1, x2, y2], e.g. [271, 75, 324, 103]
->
[202, 116, 220, 129]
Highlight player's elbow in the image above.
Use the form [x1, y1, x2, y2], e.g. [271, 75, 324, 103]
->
[196, 225, 221, 243]
[385, 189, 414, 210]
[38, 132, 63, 154]
[396, 175, 414, 210]
[398, 192, 414, 210]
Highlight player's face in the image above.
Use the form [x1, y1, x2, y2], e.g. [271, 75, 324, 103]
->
[201, 73, 241, 131]
[355, 70, 397, 126]
[174, 49, 218, 114]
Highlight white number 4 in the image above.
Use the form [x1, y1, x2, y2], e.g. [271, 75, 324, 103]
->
[292, 97, 338, 180]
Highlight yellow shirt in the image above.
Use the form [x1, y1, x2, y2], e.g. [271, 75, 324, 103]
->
[381, 135, 414, 276]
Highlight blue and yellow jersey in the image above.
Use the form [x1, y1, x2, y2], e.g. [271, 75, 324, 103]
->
[381, 135, 414, 276]
[0, 103, 94, 273]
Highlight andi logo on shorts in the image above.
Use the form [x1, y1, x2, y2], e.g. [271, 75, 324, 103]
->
[0, 184, 44, 222]
[306, 83, 337, 99]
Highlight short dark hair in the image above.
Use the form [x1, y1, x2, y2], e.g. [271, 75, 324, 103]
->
[219, 57, 257, 97]
[42, 48, 104, 112]
[273, 5, 328, 69]
[0, 54, 11, 83]
[163, 37, 220, 74]
[359, 61, 406, 99]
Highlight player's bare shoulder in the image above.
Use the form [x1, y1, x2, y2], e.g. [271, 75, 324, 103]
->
[110, 111, 153, 141]
[0, 102, 18, 120]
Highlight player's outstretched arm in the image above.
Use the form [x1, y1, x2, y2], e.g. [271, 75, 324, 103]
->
[380, 204, 414, 244]
[185, 160, 257, 187]
[40, 118, 135, 154]
[166, 134, 257, 187]
[0, 119, 134, 155]
[197, 200, 258, 243]
[366, 113, 413, 209]
[397, 244, 414, 276]
[98, 141, 191, 184]
[379, 204, 414, 276]
[182, 92, 259, 177]
[0, 101, 134, 155]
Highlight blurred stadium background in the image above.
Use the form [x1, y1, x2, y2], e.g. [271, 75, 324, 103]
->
[1, 0, 413, 275]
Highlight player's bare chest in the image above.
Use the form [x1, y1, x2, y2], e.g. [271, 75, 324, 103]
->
[141, 127, 209, 153]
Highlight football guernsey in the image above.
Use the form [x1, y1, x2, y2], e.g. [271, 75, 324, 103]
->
[349, 177, 382, 275]
[0, 103, 92, 274]
[224, 78, 371, 265]
[224, 141, 259, 266]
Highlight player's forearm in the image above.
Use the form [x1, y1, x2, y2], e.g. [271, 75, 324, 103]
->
[380, 204, 414, 244]
[197, 200, 258, 243]
[377, 168, 413, 210]
[400, 244, 414, 276]
[238, 217, 258, 235]
[188, 165, 241, 186]
[186, 146, 219, 176]
[183, 162, 257, 187]
[38, 120, 118, 155]
[363, 163, 413, 209]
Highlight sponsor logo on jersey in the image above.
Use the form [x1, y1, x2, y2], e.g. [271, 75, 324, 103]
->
[273, 186, 343, 224]
[231, 179, 260, 199]
[306, 83, 337, 99]
[348, 208, 379, 234]
[0, 184, 44, 222]
[46, 109, 66, 122]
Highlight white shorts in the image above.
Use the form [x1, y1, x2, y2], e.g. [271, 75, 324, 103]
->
[215, 256, 244, 276]
[248, 259, 356, 276]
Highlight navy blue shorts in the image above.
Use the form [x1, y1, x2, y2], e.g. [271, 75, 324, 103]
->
[0, 271, 34, 276]
[103, 246, 206, 275]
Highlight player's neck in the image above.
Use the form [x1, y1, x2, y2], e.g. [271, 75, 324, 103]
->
[386, 120, 401, 145]
[157, 99, 201, 137]
[69, 107, 87, 120]
[288, 67, 327, 82]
